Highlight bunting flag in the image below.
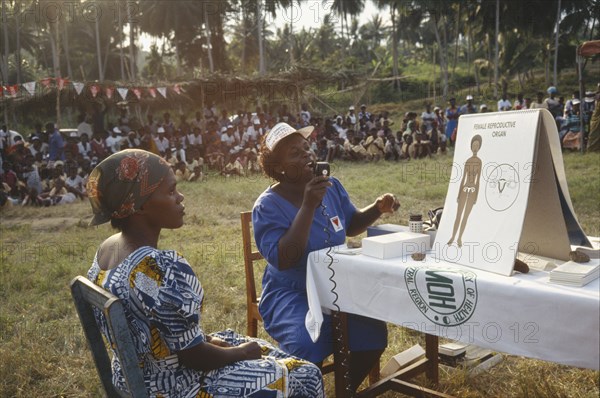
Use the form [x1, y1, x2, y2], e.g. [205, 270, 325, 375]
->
[56, 78, 69, 90]
[73, 82, 85, 95]
[23, 81, 37, 96]
[40, 78, 53, 88]
[1, 77, 194, 103]
[90, 84, 100, 98]
[4, 85, 19, 97]
[117, 87, 128, 100]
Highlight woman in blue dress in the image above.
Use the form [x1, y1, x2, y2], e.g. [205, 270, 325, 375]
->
[252, 123, 400, 392]
[445, 97, 460, 142]
[86, 149, 324, 398]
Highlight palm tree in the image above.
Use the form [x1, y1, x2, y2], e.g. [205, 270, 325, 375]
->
[328, 0, 365, 56]
[140, 0, 206, 75]
[494, 0, 500, 98]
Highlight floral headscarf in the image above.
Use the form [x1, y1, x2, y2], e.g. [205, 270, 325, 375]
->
[87, 149, 170, 226]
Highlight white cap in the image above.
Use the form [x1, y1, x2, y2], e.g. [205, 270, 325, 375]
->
[466, 95, 474, 101]
[157, 127, 165, 133]
[480, 104, 488, 110]
[253, 118, 260, 124]
[69, 131, 79, 138]
[264, 122, 314, 151]
[349, 105, 355, 110]
[221, 126, 227, 133]
[113, 127, 122, 134]
[572, 98, 581, 105]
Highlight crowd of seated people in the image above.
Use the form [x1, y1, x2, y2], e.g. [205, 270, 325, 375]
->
[2, 85, 597, 208]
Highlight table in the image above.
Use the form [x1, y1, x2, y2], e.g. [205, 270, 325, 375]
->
[305, 247, 600, 394]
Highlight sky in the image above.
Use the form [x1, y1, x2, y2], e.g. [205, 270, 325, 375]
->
[139, 0, 384, 51]
[268, 0, 383, 31]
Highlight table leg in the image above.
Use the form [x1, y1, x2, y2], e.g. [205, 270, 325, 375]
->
[425, 334, 439, 384]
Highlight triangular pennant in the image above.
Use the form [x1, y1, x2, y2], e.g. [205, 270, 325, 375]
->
[148, 87, 157, 98]
[157, 87, 167, 98]
[105, 86, 114, 99]
[90, 84, 100, 98]
[23, 81, 36, 96]
[172, 84, 181, 95]
[73, 82, 85, 95]
[5, 84, 19, 97]
[40, 78, 53, 88]
[117, 87, 128, 100]
[56, 78, 69, 90]
[132, 87, 142, 99]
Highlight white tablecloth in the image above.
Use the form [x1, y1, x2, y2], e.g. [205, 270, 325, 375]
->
[305, 247, 600, 370]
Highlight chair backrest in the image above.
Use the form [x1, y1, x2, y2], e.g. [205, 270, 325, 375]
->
[70, 276, 148, 398]
[240, 211, 265, 336]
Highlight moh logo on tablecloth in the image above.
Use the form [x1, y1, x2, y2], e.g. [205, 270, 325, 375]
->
[404, 265, 478, 326]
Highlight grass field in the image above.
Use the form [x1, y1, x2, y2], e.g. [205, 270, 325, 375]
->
[1, 150, 599, 397]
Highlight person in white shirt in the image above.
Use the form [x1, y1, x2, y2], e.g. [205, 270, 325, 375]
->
[421, 103, 436, 132]
[105, 127, 123, 154]
[154, 127, 170, 156]
[346, 106, 357, 129]
[300, 104, 311, 126]
[78, 133, 93, 159]
[220, 126, 234, 148]
[497, 95, 512, 111]
[77, 114, 93, 138]
[65, 165, 86, 199]
[187, 127, 203, 149]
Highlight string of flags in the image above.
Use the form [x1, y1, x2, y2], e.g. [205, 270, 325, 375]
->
[0, 78, 185, 101]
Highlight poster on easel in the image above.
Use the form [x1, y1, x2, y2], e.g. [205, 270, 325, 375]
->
[433, 109, 591, 276]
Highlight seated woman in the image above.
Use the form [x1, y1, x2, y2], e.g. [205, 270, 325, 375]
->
[86, 149, 324, 398]
[252, 123, 400, 392]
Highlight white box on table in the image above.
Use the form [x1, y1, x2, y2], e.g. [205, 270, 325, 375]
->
[362, 231, 430, 259]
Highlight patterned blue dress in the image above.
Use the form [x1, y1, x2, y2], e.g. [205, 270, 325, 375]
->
[88, 246, 324, 398]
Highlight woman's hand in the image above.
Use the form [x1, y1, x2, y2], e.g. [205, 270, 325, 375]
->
[302, 176, 332, 209]
[376, 193, 400, 214]
[238, 341, 262, 361]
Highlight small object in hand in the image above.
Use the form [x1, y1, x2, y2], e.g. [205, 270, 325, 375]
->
[347, 240, 362, 249]
[569, 250, 590, 263]
[513, 258, 529, 273]
[411, 252, 426, 261]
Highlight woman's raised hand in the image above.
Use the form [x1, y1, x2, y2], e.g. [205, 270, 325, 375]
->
[376, 193, 400, 214]
[303, 176, 332, 209]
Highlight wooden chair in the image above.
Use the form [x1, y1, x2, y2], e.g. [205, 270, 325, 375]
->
[70, 276, 148, 398]
[240, 211, 264, 338]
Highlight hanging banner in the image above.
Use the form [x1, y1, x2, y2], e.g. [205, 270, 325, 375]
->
[40, 78, 53, 88]
[172, 84, 181, 95]
[4, 85, 19, 97]
[90, 84, 100, 98]
[132, 87, 142, 99]
[56, 78, 69, 91]
[73, 82, 85, 95]
[105, 87, 115, 99]
[23, 81, 37, 96]
[117, 87, 128, 100]
[148, 87, 157, 98]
